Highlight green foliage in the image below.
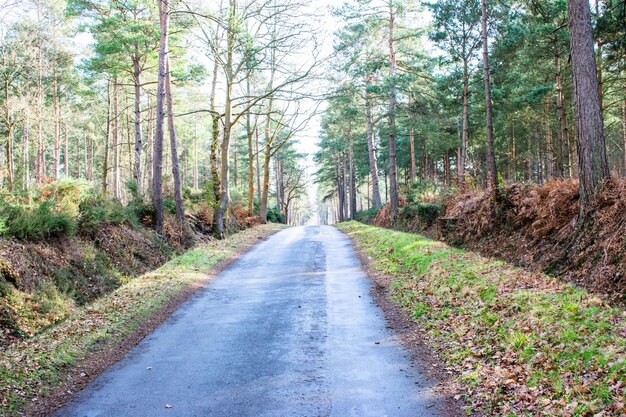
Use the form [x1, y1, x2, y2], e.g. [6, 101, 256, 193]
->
[266, 207, 286, 224]
[401, 202, 442, 226]
[354, 207, 381, 223]
[0, 200, 77, 241]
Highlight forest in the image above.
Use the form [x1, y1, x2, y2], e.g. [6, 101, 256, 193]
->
[316, 0, 625, 221]
[0, 0, 316, 243]
[1, 0, 626, 416]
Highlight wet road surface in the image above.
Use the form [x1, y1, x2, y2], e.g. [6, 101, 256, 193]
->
[52, 226, 442, 417]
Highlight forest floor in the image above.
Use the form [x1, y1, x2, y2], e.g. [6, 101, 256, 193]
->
[338, 221, 626, 417]
[0, 223, 284, 417]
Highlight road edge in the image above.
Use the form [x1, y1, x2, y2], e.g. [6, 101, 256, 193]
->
[335, 224, 466, 417]
[22, 224, 287, 417]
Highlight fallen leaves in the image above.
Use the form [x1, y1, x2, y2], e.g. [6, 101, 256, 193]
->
[341, 222, 626, 417]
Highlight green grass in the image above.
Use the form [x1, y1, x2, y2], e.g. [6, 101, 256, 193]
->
[338, 221, 626, 417]
[0, 224, 285, 416]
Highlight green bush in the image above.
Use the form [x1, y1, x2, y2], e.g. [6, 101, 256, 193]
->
[0, 201, 76, 240]
[266, 207, 285, 224]
[400, 202, 442, 227]
[416, 203, 442, 225]
[354, 207, 381, 223]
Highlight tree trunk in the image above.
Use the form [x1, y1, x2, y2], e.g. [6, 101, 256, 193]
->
[112, 77, 120, 198]
[595, 0, 604, 113]
[63, 120, 69, 177]
[260, 137, 271, 222]
[4, 78, 13, 189]
[22, 108, 29, 190]
[53, 63, 59, 180]
[622, 96, 626, 176]
[165, 57, 185, 223]
[193, 123, 199, 189]
[36, 30, 45, 183]
[336, 157, 345, 222]
[387, 2, 399, 220]
[349, 128, 357, 219]
[102, 80, 110, 194]
[459, 57, 470, 185]
[409, 128, 416, 182]
[555, 54, 570, 177]
[481, 0, 499, 200]
[444, 149, 451, 186]
[213, 0, 236, 238]
[87, 125, 93, 181]
[255, 127, 261, 204]
[342, 155, 349, 220]
[535, 126, 543, 184]
[132, 52, 143, 192]
[365, 77, 382, 208]
[153, 0, 169, 235]
[567, 0, 609, 215]
[544, 102, 554, 178]
[246, 79, 255, 214]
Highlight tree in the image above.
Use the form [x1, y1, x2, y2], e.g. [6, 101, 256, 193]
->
[481, 0, 498, 200]
[567, 0, 609, 215]
[152, 0, 169, 235]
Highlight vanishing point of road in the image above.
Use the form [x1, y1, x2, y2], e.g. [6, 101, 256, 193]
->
[52, 226, 444, 417]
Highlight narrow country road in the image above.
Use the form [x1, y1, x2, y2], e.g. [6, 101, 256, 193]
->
[52, 226, 443, 417]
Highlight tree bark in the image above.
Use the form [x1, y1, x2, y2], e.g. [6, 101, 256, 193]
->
[112, 77, 120, 198]
[22, 108, 29, 190]
[409, 128, 416, 182]
[567, 0, 609, 215]
[459, 57, 470, 185]
[132, 49, 143, 192]
[544, 102, 554, 178]
[153, 0, 169, 235]
[365, 77, 382, 208]
[622, 96, 626, 176]
[53, 63, 59, 180]
[87, 125, 93, 181]
[555, 54, 571, 177]
[246, 78, 255, 214]
[63, 120, 69, 177]
[4, 77, 14, 189]
[255, 127, 261, 204]
[387, 2, 399, 220]
[102, 80, 111, 195]
[349, 128, 357, 219]
[213, 0, 237, 238]
[36, 26, 45, 183]
[165, 57, 185, 223]
[481, 0, 498, 200]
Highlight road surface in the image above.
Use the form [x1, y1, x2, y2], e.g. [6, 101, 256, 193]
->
[52, 226, 443, 417]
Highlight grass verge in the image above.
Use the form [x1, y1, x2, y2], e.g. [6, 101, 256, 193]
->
[0, 223, 286, 416]
[337, 221, 625, 417]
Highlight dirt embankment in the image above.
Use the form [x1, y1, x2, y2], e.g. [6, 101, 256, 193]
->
[371, 177, 626, 303]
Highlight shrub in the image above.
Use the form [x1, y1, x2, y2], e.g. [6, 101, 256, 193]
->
[0, 201, 76, 240]
[400, 202, 442, 228]
[266, 207, 285, 224]
[354, 207, 381, 223]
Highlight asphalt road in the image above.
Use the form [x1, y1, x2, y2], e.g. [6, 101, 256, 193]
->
[52, 226, 442, 417]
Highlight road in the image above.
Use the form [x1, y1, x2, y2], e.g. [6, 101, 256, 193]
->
[52, 226, 442, 417]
